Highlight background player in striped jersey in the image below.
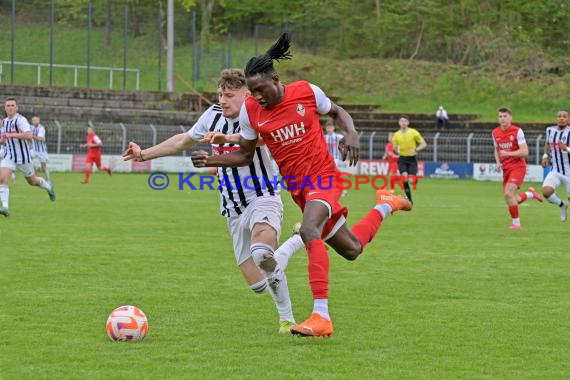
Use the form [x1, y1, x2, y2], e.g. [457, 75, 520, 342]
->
[541, 110, 570, 221]
[324, 121, 347, 196]
[123, 69, 304, 333]
[0, 117, 16, 184]
[30, 116, 50, 182]
[492, 107, 542, 230]
[79, 127, 112, 184]
[0, 98, 55, 217]
[191, 33, 412, 337]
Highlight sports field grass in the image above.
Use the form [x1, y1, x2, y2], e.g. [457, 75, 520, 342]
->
[1, 173, 569, 379]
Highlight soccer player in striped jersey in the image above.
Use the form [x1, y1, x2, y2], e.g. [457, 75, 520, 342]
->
[191, 33, 412, 337]
[492, 107, 542, 230]
[0, 98, 55, 217]
[30, 116, 50, 182]
[541, 110, 570, 221]
[324, 121, 348, 196]
[123, 69, 304, 334]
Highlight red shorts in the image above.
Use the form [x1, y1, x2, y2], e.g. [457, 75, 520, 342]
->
[86, 154, 101, 167]
[503, 165, 526, 189]
[289, 173, 348, 240]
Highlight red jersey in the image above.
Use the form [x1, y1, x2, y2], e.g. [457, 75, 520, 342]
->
[240, 80, 337, 186]
[87, 133, 102, 156]
[492, 124, 526, 170]
[385, 143, 398, 163]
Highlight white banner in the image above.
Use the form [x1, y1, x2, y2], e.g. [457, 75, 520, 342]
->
[47, 154, 212, 173]
[46, 154, 73, 172]
[473, 163, 543, 182]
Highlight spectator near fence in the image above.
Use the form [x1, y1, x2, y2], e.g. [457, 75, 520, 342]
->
[436, 105, 449, 129]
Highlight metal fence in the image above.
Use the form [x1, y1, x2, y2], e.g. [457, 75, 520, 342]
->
[0, 1, 324, 92]
[42, 121, 546, 165]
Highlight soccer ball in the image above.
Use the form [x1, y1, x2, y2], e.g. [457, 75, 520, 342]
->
[106, 305, 148, 342]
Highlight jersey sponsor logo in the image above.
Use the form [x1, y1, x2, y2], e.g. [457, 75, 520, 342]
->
[296, 104, 305, 117]
[269, 122, 306, 143]
[498, 142, 513, 149]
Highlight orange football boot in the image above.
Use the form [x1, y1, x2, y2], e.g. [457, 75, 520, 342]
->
[376, 189, 413, 213]
[290, 312, 334, 337]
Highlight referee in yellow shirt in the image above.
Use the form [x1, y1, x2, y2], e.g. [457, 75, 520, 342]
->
[392, 116, 427, 203]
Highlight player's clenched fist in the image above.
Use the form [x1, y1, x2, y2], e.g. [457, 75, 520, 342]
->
[191, 150, 210, 167]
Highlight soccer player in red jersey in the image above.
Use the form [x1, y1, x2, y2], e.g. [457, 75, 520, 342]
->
[193, 33, 412, 337]
[382, 132, 399, 176]
[492, 107, 542, 229]
[79, 126, 112, 184]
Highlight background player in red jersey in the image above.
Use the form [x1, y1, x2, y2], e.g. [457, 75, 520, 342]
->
[382, 132, 399, 176]
[193, 33, 412, 337]
[492, 107, 542, 229]
[79, 126, 112, 184]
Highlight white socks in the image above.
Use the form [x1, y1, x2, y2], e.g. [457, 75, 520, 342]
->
[38, 177, 52, 191]
[44, 169, 51, 183]
[374, 203, 392, 219]
[512, 217, 521, 225]
[250, 279, 268, 294]
[274, 234, 303, 272]
[250, 243, 294, 322]
[0, 184, 9, 208]
[313, 299, 330, 320]
[546, 193, 564, 207]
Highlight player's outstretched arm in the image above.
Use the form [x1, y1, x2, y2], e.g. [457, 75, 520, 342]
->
[192, 136, 256, 168]
[123, 132, 195, 162]
[328, 102, 359, 166]
[201, 131, 266, 147]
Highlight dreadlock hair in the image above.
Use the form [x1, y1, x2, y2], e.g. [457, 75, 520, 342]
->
[244, 33, 292, 78]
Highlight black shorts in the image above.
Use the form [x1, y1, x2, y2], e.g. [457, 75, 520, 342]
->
[398, 156, 418, 175]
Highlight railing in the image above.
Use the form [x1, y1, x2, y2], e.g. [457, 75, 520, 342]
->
[39, 121, 547, 165]
[0, 61, 140, 90]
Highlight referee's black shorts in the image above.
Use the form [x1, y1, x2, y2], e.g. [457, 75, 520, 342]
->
[397, 156, 418, 175]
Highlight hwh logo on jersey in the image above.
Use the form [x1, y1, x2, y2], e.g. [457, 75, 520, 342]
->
[270, 122, 306, 142]
[499, 142, 513, 149]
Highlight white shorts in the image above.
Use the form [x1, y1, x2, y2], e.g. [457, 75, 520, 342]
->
[226, 195, 283, 265]
[543, 171, 570, 195]
[32, 151, 49, 163]
[0, 159, 35, 177]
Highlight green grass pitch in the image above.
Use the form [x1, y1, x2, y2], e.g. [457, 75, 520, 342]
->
[1, 173, 569, 379]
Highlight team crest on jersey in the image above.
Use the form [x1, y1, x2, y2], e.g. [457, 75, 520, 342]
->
[510, 135, 514, 141]
[296, 104, 305, 117]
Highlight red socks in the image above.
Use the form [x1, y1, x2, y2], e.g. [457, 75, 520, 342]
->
[351, 209, 383, 253]
[508, 205, 519, 218]
[518, 192, 528, 204]
[84, 170, 91, 182]
[305, 240, 329, 299]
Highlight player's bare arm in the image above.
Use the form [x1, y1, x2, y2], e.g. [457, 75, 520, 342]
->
[5, 131, 32, 140]
[328, 102, 359, 166]
[499, 143, 528, 158]
[201, 131, 266, 146]
[123, 133, 195, 162]
[494, 145, 502, 170]
[541, 141, 551, 167]
[191, 136, 257, 167]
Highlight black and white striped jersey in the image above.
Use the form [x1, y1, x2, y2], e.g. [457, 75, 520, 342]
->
[324, 132, 344, 160]
[188, 104, 281, 218]
[31, 124, 47, 153]
[2, 114, 31, 164]
[546, 126, 570, 176]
